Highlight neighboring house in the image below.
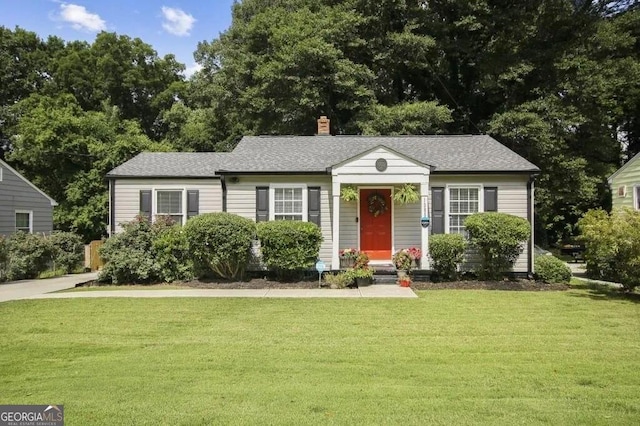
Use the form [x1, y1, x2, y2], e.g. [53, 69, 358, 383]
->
[608, 152, 640, 211]
[107, 117, 540, 275]
[0, 158, 57, 236]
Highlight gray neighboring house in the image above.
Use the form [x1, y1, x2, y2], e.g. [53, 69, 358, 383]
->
[107, 117, 540, 274]
[0, 158, 57, 236]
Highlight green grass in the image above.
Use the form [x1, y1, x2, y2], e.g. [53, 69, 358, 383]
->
[1, 290, 638, 425]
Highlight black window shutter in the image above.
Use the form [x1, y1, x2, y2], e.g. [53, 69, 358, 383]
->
[484, 187, 498, 212]
[256, 187, 269, 222]
[187, 190, 199, 220]
[431, 187, 445, 234]
[139, 190, 152, 222]
[308, 187, 321, 227]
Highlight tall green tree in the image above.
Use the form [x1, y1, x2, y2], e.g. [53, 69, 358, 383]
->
[9, 94, 173, 241]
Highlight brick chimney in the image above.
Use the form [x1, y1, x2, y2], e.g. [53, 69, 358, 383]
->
[317, 116, 330, 135]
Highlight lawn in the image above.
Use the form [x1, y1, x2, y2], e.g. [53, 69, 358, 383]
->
[0, 289, 638, 425]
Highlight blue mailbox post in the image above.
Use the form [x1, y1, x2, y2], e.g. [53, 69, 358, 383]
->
[315, 259, 326, 287]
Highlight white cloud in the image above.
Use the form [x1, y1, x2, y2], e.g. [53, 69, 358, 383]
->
[183, 63, 203, 78]
[56, 3, 106, 32]
[161, 6, 195, 36]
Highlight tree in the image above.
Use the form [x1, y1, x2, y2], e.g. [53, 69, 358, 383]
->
[8, 94, 173, 241]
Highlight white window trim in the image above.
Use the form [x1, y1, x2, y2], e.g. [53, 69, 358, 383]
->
[15, 210, 33, 233]
[269, 184, 308, 221]
[444, 184, 484, 234]
[0, 166, 3, 181]
[152, 187, 187, 224]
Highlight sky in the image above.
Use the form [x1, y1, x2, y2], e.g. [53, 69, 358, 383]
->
[0, 0, 236, 77]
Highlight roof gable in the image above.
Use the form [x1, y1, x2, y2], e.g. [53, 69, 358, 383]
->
[608, 151, 640, 183]
[331, 144, 432, 170]
[0, 159, 57, 206]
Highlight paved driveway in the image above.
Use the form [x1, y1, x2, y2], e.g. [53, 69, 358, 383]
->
[0, 272, 99, 303]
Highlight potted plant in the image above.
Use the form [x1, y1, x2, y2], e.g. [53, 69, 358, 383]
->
[349, 266, 374, 287]
[340, 185, 359, 202]
[393, 249, 413, 275]
[354, 251, 370, 269]
[393, 184, 419, 204]
[339, 248, 358, 268]
[398, 275, 412, 287]
[407, 247, 422, 269]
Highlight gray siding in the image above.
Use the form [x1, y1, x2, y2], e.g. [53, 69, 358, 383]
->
[226, 175, 334, 266]
[394, 198, 421, 251]
[0, 164, 54, 236]
[112, 178, 222, 233]
[430, 175, 530, 273]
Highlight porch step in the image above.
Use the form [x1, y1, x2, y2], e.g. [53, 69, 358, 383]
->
[373, 274, 398, 284]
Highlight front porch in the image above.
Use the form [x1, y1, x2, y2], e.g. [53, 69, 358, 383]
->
[329, 145, 432, 271]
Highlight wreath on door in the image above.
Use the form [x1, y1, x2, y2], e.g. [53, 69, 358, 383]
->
[367, 192, 388, 217]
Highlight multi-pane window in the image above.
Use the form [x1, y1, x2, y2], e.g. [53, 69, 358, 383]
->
[156, 190, 183, 225]
[15, 211, 31, 233]
[636, 186, 640, 211]
[449, 187, 479, 235]
[274, 187, 303, 220]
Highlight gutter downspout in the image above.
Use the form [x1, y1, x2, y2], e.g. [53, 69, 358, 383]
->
[527, 174, 536, 278]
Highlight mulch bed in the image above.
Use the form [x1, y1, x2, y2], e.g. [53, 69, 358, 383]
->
[82, 278, 569, 291]
[180, 277, 570, 291]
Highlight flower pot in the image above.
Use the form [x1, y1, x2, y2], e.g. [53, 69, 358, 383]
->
[411, 259, 420, 270]
[356, 277, 373, 287]
[340, 258, 355, 269]
[399, 280, 411, 287]
[397, 270, 409, 280]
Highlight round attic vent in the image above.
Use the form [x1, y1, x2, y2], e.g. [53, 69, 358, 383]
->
[375, 158, 387, 172]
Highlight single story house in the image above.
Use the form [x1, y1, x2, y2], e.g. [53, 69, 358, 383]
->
[608, 152, 640, 211]
[0, 158, 57, 236]
[107, 117, 540, 274]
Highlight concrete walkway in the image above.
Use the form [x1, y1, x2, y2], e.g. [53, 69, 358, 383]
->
[0, 272, 99, 303]
[566, 261, 623, 288]
[22, 284, 418, 300]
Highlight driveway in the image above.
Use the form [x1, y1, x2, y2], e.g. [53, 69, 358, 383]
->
[0, 272, 99, 303]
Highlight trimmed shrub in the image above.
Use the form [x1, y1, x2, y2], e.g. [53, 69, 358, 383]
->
[184, 213, 255, 280]
[429, 233, 466, 281]
[535, 255, 571, 284]
[0, 236, 8, 282]
[48, 231, 84, 273]
[578, 208, 640, 292]
[256, 221, 323, 280]
[6, 232, 54, 281]
[98, 216, 172, 284]
[153, 225, 194, 282]
[465, 212, 530, 280]
[323, 271, 352, 289]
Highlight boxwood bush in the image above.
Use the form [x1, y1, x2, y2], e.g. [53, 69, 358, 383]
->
[535, 255, 571, 284]
[184, 213, 255, 280]
[153, 225, 194, 282]
[429, 233, 466, 281]
[256, 221, 323, 280]
[465, 212, 530, 280]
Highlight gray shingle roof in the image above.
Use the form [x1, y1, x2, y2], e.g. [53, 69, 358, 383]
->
[107, 135, 539, 177]
[107, 152, 229, 177]
[223, 135, 539, 173]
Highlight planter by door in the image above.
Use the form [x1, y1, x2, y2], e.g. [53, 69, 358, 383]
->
[356, 277, 373, 287]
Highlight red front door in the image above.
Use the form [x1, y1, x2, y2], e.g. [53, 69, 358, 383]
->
[359, 189, 392, 260]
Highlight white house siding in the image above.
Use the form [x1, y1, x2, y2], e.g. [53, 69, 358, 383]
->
[430, 175, 530, 273]
[225, 175, 334, 266]
[610, 157, 640, 210]
[112, 178, 222, 233]
[339, 199, 358, 250]
[394, 198, 422, 251]
[334, 146, 430, 177]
